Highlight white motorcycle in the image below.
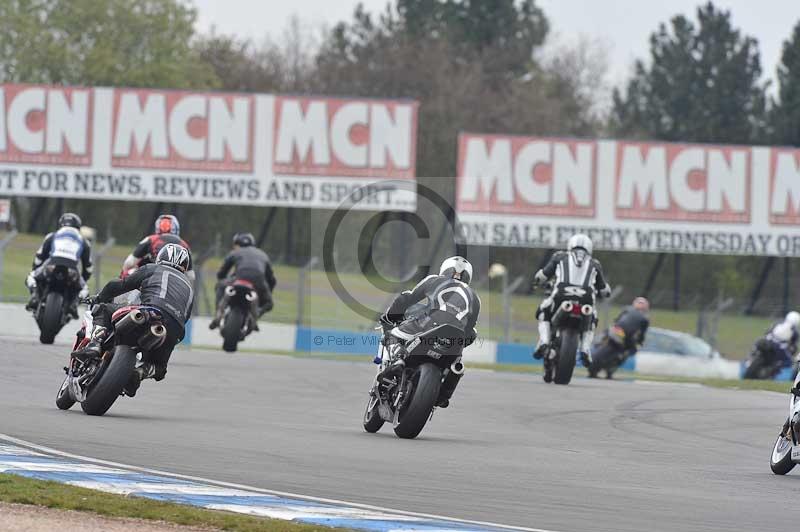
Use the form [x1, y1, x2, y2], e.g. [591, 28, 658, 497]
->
[769, 372, 800, 474]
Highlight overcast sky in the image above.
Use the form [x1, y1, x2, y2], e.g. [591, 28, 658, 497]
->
[193, 0, 800, 91]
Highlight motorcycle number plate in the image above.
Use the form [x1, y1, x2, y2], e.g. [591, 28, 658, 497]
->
[791, 446, 800, 461]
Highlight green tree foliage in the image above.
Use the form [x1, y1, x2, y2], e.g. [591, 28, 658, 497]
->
[771, 21, 800, 146]
[0, 0, 217, 88]
[612, 2, 767, 144]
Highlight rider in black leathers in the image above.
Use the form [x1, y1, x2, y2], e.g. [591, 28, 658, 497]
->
[209, 232, 276, 330]
[613, 297, 651, 353]
[378, 256, 481, 408]
[72, 244, 193, 395]
[26, 213, 93, 317]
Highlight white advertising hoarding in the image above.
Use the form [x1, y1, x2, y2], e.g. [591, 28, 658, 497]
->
[456, 133, 800, 256]
[0, 84, 418, 211]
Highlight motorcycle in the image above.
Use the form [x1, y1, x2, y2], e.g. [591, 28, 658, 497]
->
[743, 337, 794, 380]
[363, 320, 466, 439]
[538, 283, 595, 385]
[32, 263, 82, 344]
[588, 325, 633, 379]
[769, 372, 800, 474]
[55, 301, 167, 416]
[218, 279, 259, 352]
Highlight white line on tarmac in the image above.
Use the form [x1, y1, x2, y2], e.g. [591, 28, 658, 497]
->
[0, 432, 564, 532]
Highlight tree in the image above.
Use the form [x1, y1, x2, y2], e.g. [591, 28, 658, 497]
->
[771, 21, 800, 146]
[612, 2, 767, 144]
[0, 0, 217, 88]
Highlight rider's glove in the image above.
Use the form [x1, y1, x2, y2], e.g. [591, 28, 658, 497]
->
[379, 312, 395, 331]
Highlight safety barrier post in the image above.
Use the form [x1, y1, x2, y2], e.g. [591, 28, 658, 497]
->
[0, 230, 19, 301]
[92, 238, 117, 293]
[296, 256, 319, 326]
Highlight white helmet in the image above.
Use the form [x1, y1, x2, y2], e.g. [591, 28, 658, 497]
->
[774, 322, 794, 343]
[439, 256, 473, 285]
[567, 234, 593, 255]
[786, 311, 800, 328]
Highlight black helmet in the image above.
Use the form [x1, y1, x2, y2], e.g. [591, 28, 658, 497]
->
[154, 214, 180, 236]
[155, 243, 191, 272]
[58, 213, 82, 229]
[233, 232, 255, 247]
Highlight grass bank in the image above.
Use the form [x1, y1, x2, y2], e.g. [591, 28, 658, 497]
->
[0, 473, 337, 531]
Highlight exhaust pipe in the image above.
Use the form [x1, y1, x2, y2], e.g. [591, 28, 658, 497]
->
[138, 323, 167, 352]
[115, 309, 147, 336]
[439, 361, 465, 405]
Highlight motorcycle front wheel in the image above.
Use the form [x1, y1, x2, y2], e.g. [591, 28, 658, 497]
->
[770, 422, 795, 475]
[55, 375, 75, 410]
[363, 393, 384, 433]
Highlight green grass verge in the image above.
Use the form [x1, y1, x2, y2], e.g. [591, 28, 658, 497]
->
[184, 344, 790, 393]
[0, 473, 339, 531]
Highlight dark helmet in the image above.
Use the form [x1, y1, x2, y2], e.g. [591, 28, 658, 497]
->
[154, 214, 180, 236]
[58, 213, 82, 229]
[156, 243, 190, 273]
[233, 232, 255, 247]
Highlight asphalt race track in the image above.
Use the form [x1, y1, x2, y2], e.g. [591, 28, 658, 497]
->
[0, 335, 795, 532]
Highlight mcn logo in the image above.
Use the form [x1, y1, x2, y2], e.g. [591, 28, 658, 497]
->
[0, 85, 92, 166]
[457, 134, 595, 217]
[614, 142, 750, 223]
[273, 96, 416, 179]
[111, 89, 254, 172]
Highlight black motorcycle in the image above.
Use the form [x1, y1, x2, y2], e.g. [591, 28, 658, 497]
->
[743, 337, 794, 380]
[32, 263, 82, 344]
[218, 280, 259, 352]
[588, 325, 633, 379]
[56, 302, 167, 416]
[540, 283, 595, 385]
[363, 320, 466, 439]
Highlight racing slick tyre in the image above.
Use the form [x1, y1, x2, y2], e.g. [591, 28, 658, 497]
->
[554, 329, 579, 385]
[39, 292, 64, 345]
[770, 421, 796, 475]
[81, 345, 137, 416]
[222, 307, 244, 353]
[394, 363, 442, 439]
[363, 394, 385, 433]
[55, 376, 75, 410]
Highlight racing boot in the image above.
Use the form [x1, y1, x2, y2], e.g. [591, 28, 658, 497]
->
[533, 321, 551, 359]
[25, 275, 38, 311]
[124, 363, 156, 397]
[71, 326, 108, 363]
[579, 351, 592, 368]
[25, 295, 39, 312]
[543, 358, 554, 383]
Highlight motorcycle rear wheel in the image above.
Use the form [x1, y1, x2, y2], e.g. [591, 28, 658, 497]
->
[222, 307, 244, 352]
[39, 292, 64, 344]
[81, 345, 137, 416]
[554, 329, 579, 385]
[394, 363, 442, 439]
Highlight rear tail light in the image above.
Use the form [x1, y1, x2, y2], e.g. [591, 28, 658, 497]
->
[581, 304, 593, 316]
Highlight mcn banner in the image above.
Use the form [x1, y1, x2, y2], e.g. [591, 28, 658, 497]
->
[456, 133, 800, 257]
[0, 84, 418, 211]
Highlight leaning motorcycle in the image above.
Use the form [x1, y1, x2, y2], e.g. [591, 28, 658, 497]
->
[32, 263, 82, 344]
[217, 280, 259, 352]
[588, 325, 631, 379]
[363, 320, 466, 439]
[744, 337, 794, 380]
[768, 372, 800, 474]
[539, 283, 595, 385]
[55, 302, 167, 416]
